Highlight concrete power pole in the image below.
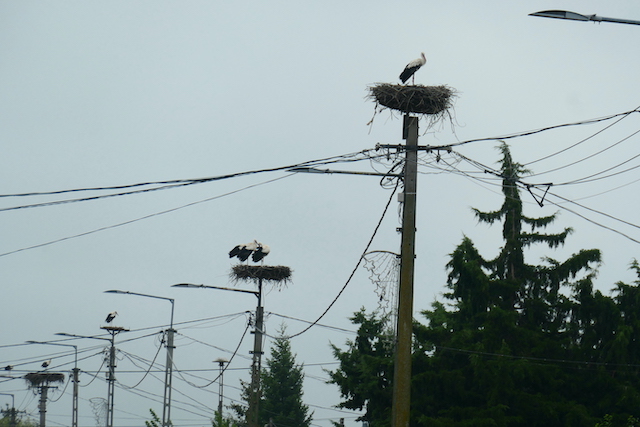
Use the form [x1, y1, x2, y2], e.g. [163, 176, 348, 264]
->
[38, 384, 49, 427]
[71, 366, 79, 427]
[392, 115, 418, 427]
[162, 327, 175, 427]
[101, 326, 129, 427]
[24, 373, 65, 427]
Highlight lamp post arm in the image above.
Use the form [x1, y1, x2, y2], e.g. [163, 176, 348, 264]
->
[172, 283, 260, 298]
[530, 10, 640, 25]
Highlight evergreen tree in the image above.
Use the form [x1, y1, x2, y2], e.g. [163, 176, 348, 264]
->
[212, 411, 240, 427]
[328, 309, 394, 427]
[233, 327, 312, 427]
[145, 409, 161, 427]
[416, 143, 602, 426]
[329, 143, 640, 427]
[259, 327, 312, 427]
[0, 405, 37, 427]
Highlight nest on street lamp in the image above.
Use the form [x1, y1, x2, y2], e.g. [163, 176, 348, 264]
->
[231, 265, 292, 287]
[368, 83, 456, 125]
[24, 372, 65, 389]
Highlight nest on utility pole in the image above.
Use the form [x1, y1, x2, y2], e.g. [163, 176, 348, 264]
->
[231, 265, 292, 287]
[368, 83, 456, 127]
[24, 372, 65, 389]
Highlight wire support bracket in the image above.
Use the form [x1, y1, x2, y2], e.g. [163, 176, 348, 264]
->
[526, 183, 553, 207]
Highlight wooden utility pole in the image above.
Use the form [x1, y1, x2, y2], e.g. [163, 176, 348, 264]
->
[248, 278, 264, 427]
[392, 115, 418, 427]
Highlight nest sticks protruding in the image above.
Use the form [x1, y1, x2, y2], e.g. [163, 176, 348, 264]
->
[231, 265, 292, 285]
[369, 83, 455, 116]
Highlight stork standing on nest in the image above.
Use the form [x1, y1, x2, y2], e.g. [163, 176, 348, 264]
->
[229, 240, 270, 263]
[399, 52, 426, 84]
[251, 242, 270, 262]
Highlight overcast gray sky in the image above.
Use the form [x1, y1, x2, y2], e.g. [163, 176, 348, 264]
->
[2, 2, 640, 427]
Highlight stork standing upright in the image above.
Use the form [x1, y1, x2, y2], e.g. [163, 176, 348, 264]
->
[105, 311, 118, 324]
[251, 243, 270, 262]
[399, 52, 426, 84]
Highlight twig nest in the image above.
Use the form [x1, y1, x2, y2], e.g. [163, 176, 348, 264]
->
[369, 83, 455, 115]
[231, 265, 292, 285]
[24, 372, 65, 388]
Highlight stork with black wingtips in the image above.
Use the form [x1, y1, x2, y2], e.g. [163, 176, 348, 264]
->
[399, 52, 426, 84]
[105, 311, 118, 323]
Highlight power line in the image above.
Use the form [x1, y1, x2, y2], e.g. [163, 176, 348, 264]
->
[0, 174, 294, 258]
[528, 128, 640, 179]
[524, 105, 640, 167]
[431, 106, 640, 149]
[287, 179, 400, 340]
[0, 149, 383, 210]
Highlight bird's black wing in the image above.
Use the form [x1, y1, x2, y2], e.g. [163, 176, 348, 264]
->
[229, 245, 242, 258]
[399, 66, 419, 83]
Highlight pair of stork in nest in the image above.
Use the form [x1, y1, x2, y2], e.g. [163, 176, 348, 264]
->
[229, 240, 270, 263]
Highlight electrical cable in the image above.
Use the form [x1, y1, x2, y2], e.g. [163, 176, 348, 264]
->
[116, 333, 164, 389]
[267, 312, 356, 334]
[174, 320, 251, 389]
[0, 149, 385, 208]
[0, 173, 294, 258]
[430, 106, 640, 149]
[524, 105, 640, 167]
[444, 149, 640, 244]
[286, 179, 400, 340]
[527, 128, 640, 178]
[552, 153, 640, 186]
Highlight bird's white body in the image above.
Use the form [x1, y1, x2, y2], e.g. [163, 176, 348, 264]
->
[399, 52, 426, 84]
[105, 311, 118, 323]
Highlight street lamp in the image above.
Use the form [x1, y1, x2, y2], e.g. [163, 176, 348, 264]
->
[104, 290, 175, 427]
[214, 358, 228, 417]
[172, 283, 263, 427]
[529, 10, 640, 26]
[26, 341, 79, 427]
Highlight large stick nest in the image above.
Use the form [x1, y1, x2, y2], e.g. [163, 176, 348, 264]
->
[24, 372, 65, 388]
[369, 84, 456, 116]
[231, 265, 292, 285]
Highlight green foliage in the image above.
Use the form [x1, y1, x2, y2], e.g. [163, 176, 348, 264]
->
[0, 406, 37, 427]
[330, 143, 640, 426]
[595, 414, 640, 427]
[259, 326, 312, 427]
[328, 309, 394, 427]
[233, 326, 312, 427]
[145, 409, 161, 427]
[211, 411, 239, 427]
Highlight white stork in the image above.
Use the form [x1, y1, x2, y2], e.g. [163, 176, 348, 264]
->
[251, 243, 270, 262]
[41, 359, 51, 369]
[399, 52, 426, 84]
[105, 311, 118, 324]
[229, 240, 259, 262]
